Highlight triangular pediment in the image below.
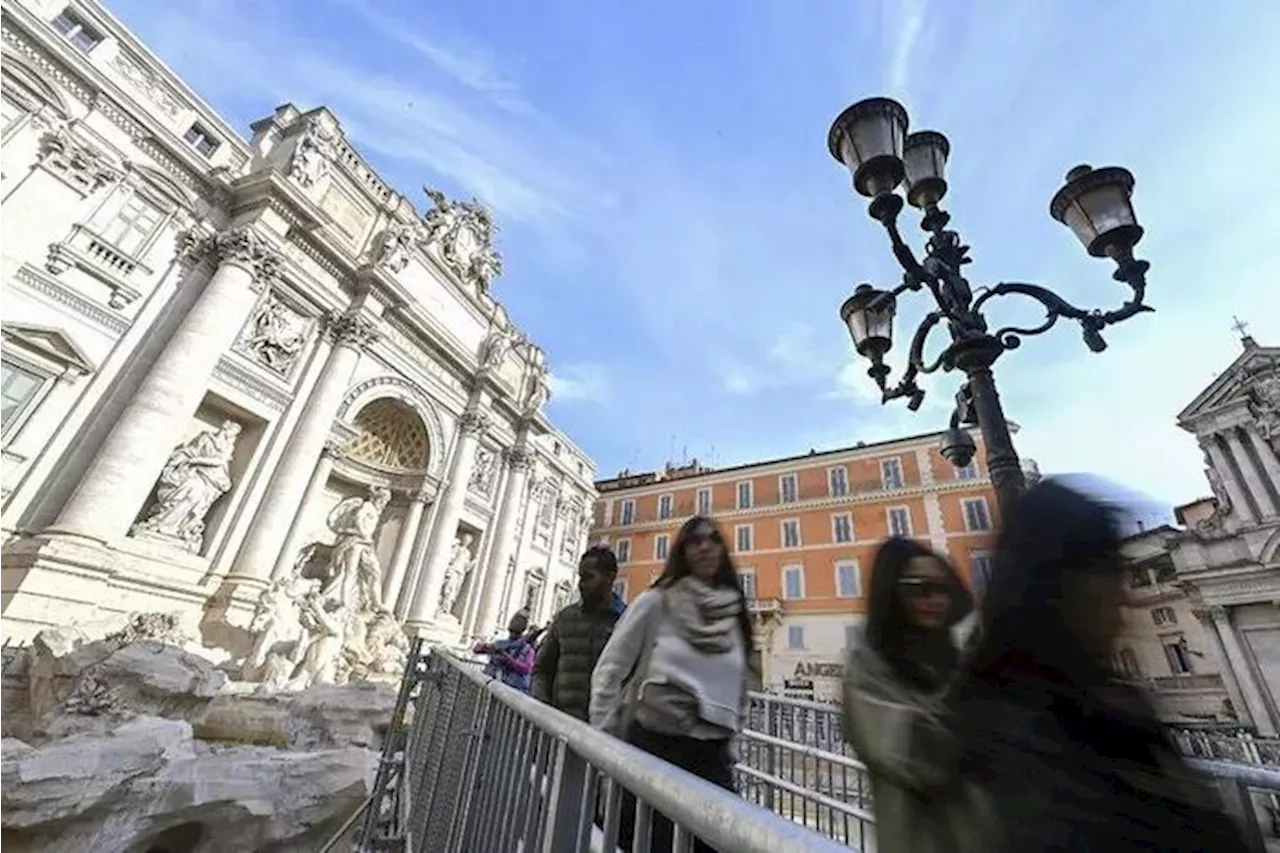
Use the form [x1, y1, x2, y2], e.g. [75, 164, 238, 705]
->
[0, 323, 96, 375]
[1178, 342, 1280, 427]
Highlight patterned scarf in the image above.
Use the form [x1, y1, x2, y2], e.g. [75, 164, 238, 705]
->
[663, 576, 743, 654]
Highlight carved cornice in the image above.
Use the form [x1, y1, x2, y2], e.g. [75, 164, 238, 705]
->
[36, 127, 119, 195]
[323, 312, 379, 350]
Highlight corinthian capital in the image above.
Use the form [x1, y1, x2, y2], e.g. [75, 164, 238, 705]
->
[211, 227, 283, 289]
[503, 445, 534, 471]
[458, 409, 491, 437]
[323, 312, 379, 350]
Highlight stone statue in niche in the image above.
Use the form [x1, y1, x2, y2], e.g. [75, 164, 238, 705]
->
[468, 448, 496, 498]
[421, 187, 504, 293]
[239, 293, 310, 376]
[320, 486, 392, 613]
[438, 531, 477, 619]
[288, 117, 340, 189]
[373, 223, 419, 275]
[522, 358, 551, 416]
[132, 420, 241, 552]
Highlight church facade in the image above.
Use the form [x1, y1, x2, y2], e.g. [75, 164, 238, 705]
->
[0, 0, 597, 669]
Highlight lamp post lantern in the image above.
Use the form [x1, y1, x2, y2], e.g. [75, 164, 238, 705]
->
[828, 97, 1153, 519]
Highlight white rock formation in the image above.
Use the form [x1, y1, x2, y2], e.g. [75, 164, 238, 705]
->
[0, 615, 397, 852]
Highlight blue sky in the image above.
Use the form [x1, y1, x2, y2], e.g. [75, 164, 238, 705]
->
[105, 0, 1280, 508]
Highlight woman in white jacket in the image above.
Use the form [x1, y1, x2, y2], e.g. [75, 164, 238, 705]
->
[590, 515, 752, 852]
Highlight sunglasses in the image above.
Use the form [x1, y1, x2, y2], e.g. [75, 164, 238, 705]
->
[685, 529, 722, 546]
[898, 577, 951, 599]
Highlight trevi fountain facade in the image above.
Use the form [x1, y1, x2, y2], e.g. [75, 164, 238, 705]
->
[0, 0, 596, 720]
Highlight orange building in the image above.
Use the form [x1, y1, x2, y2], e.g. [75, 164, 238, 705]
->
[589, 428, 1002, 700]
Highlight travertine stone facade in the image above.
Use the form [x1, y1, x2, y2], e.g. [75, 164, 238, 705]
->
[0, 0, 596, 652]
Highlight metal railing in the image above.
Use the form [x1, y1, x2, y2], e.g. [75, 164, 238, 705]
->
[350, 640, 855, 852]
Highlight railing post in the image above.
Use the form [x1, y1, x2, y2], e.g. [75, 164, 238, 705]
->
[541, 746, 591, 852]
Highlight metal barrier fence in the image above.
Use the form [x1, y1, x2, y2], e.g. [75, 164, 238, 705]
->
[349, 640, 855, 853]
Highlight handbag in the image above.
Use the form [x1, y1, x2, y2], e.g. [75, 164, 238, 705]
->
[604, 593, 665, 738]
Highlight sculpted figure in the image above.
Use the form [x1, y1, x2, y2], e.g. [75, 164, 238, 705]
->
[243, 573, 317, 683]
[288, 119, 339, 188]
[132, 420, 241, 552]
[438, 532, 476, 618]
[288, 595, 348, 689]
[242, 296, 308, 374]
[320, 486, 392, 612]
[374, 224, 416, 274]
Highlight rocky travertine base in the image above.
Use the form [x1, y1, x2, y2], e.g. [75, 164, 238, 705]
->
[0, 617, 397, 853]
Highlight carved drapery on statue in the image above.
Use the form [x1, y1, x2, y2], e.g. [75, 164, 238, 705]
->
[1247, 374, 1280, 454]
[521, 357, 551, 417]
[288, 115, 340, 189]
[241, 485, 408, 690]
[236, 292, 311, 376]
[438, 531, 477, 619]
[131, 420, 241, 552]
[468, 448, 497, 499]
[421, 187, 503, 293]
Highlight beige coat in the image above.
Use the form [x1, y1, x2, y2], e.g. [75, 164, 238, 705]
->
[840, 645, 990, 853]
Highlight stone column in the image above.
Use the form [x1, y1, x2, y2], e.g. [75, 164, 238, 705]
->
[53, 228, 280, 544]
[384, 490, 430, 606]
[471, 444, 534, 640]
[227, 312, 378, 584]
[1193, 607, 1256, 730]
[534, 497, 569, 624]
[1209, 606, 1276, 736]
[1244, 426, 1280, 516]
[404, 408, 489, 632]
[1224, 430, 1276, 519]
[1203, 438, 1256, 524]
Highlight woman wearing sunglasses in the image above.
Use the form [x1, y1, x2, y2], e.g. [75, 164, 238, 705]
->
[840, 537, 981, 853]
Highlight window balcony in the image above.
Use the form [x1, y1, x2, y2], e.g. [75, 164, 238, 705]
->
[45, 225, 151, 308]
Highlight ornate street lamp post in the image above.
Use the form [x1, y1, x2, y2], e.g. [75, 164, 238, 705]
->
[829, 97, 1153, 519]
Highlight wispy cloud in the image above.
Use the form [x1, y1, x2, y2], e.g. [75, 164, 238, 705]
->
[886, 0, 927, 98]
[549, 364, 611, 404]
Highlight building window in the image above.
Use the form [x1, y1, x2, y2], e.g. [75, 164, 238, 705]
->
[735, 523, 753, 553]
[1151, 606, 1178, 627]
[1115, 647, 1141, 678]
[832, 512, 854, 544]
[658, 493, 673, 520]
[1, 360, 46, 438]
[881, 458, 904, 490]
[653, 534, 669, 562]
[740, 570, 756, 600]
[1153, 559, 1177, 583]
[962, 498, 992, 531]
[829, 466, 849, 497]
[787, 625, 805, 650]
[779, 473, 798, 504]
[696, 487, 711, 515]
[93, 192, 165, 256]
[782, 564, 804, 599]
[844, 624, 859, 649]
[1162, 636, 1195, 675]
[619, 499, 635, 525]
[1128, 566, 1153, 588]
[612, 578, 627, 600]
[51, 8, 103, 52]
[781, 519, 801, 548]
[970, 550, 994, 596]
[736, 480, 753, 509]
[616, 539, 631, 563]
[183, 123, 220, 158]
[835, 560, 861, 598]
[956, 461, 979, 481]
[887, 506, 912, 537]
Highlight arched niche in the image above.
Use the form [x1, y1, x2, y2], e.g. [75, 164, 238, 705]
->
[337, 376, 446, 479]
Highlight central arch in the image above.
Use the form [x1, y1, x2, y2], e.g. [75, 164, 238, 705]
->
[337, 375, 446, 478]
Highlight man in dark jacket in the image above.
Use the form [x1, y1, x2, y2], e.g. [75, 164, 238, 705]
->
[532, 545, 626, 721]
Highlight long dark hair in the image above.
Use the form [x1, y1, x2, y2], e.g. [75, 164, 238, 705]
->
[864, 537, 972, 690]
[960, 479, 1124, 693]
[652, 515, 755, 659]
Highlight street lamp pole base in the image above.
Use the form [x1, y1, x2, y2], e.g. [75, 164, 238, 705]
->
[949, 335, 1027, 523]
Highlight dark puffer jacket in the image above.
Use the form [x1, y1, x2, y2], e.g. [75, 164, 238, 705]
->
[532, 594, 626, 721]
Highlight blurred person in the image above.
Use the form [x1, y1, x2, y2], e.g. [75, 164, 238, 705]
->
[472, 610, 541, 693]
[840, 537, 981, 853]
[591, 515, 753, 853]
[949, 479, 1250, 852]
[532, 545, 625, 720]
